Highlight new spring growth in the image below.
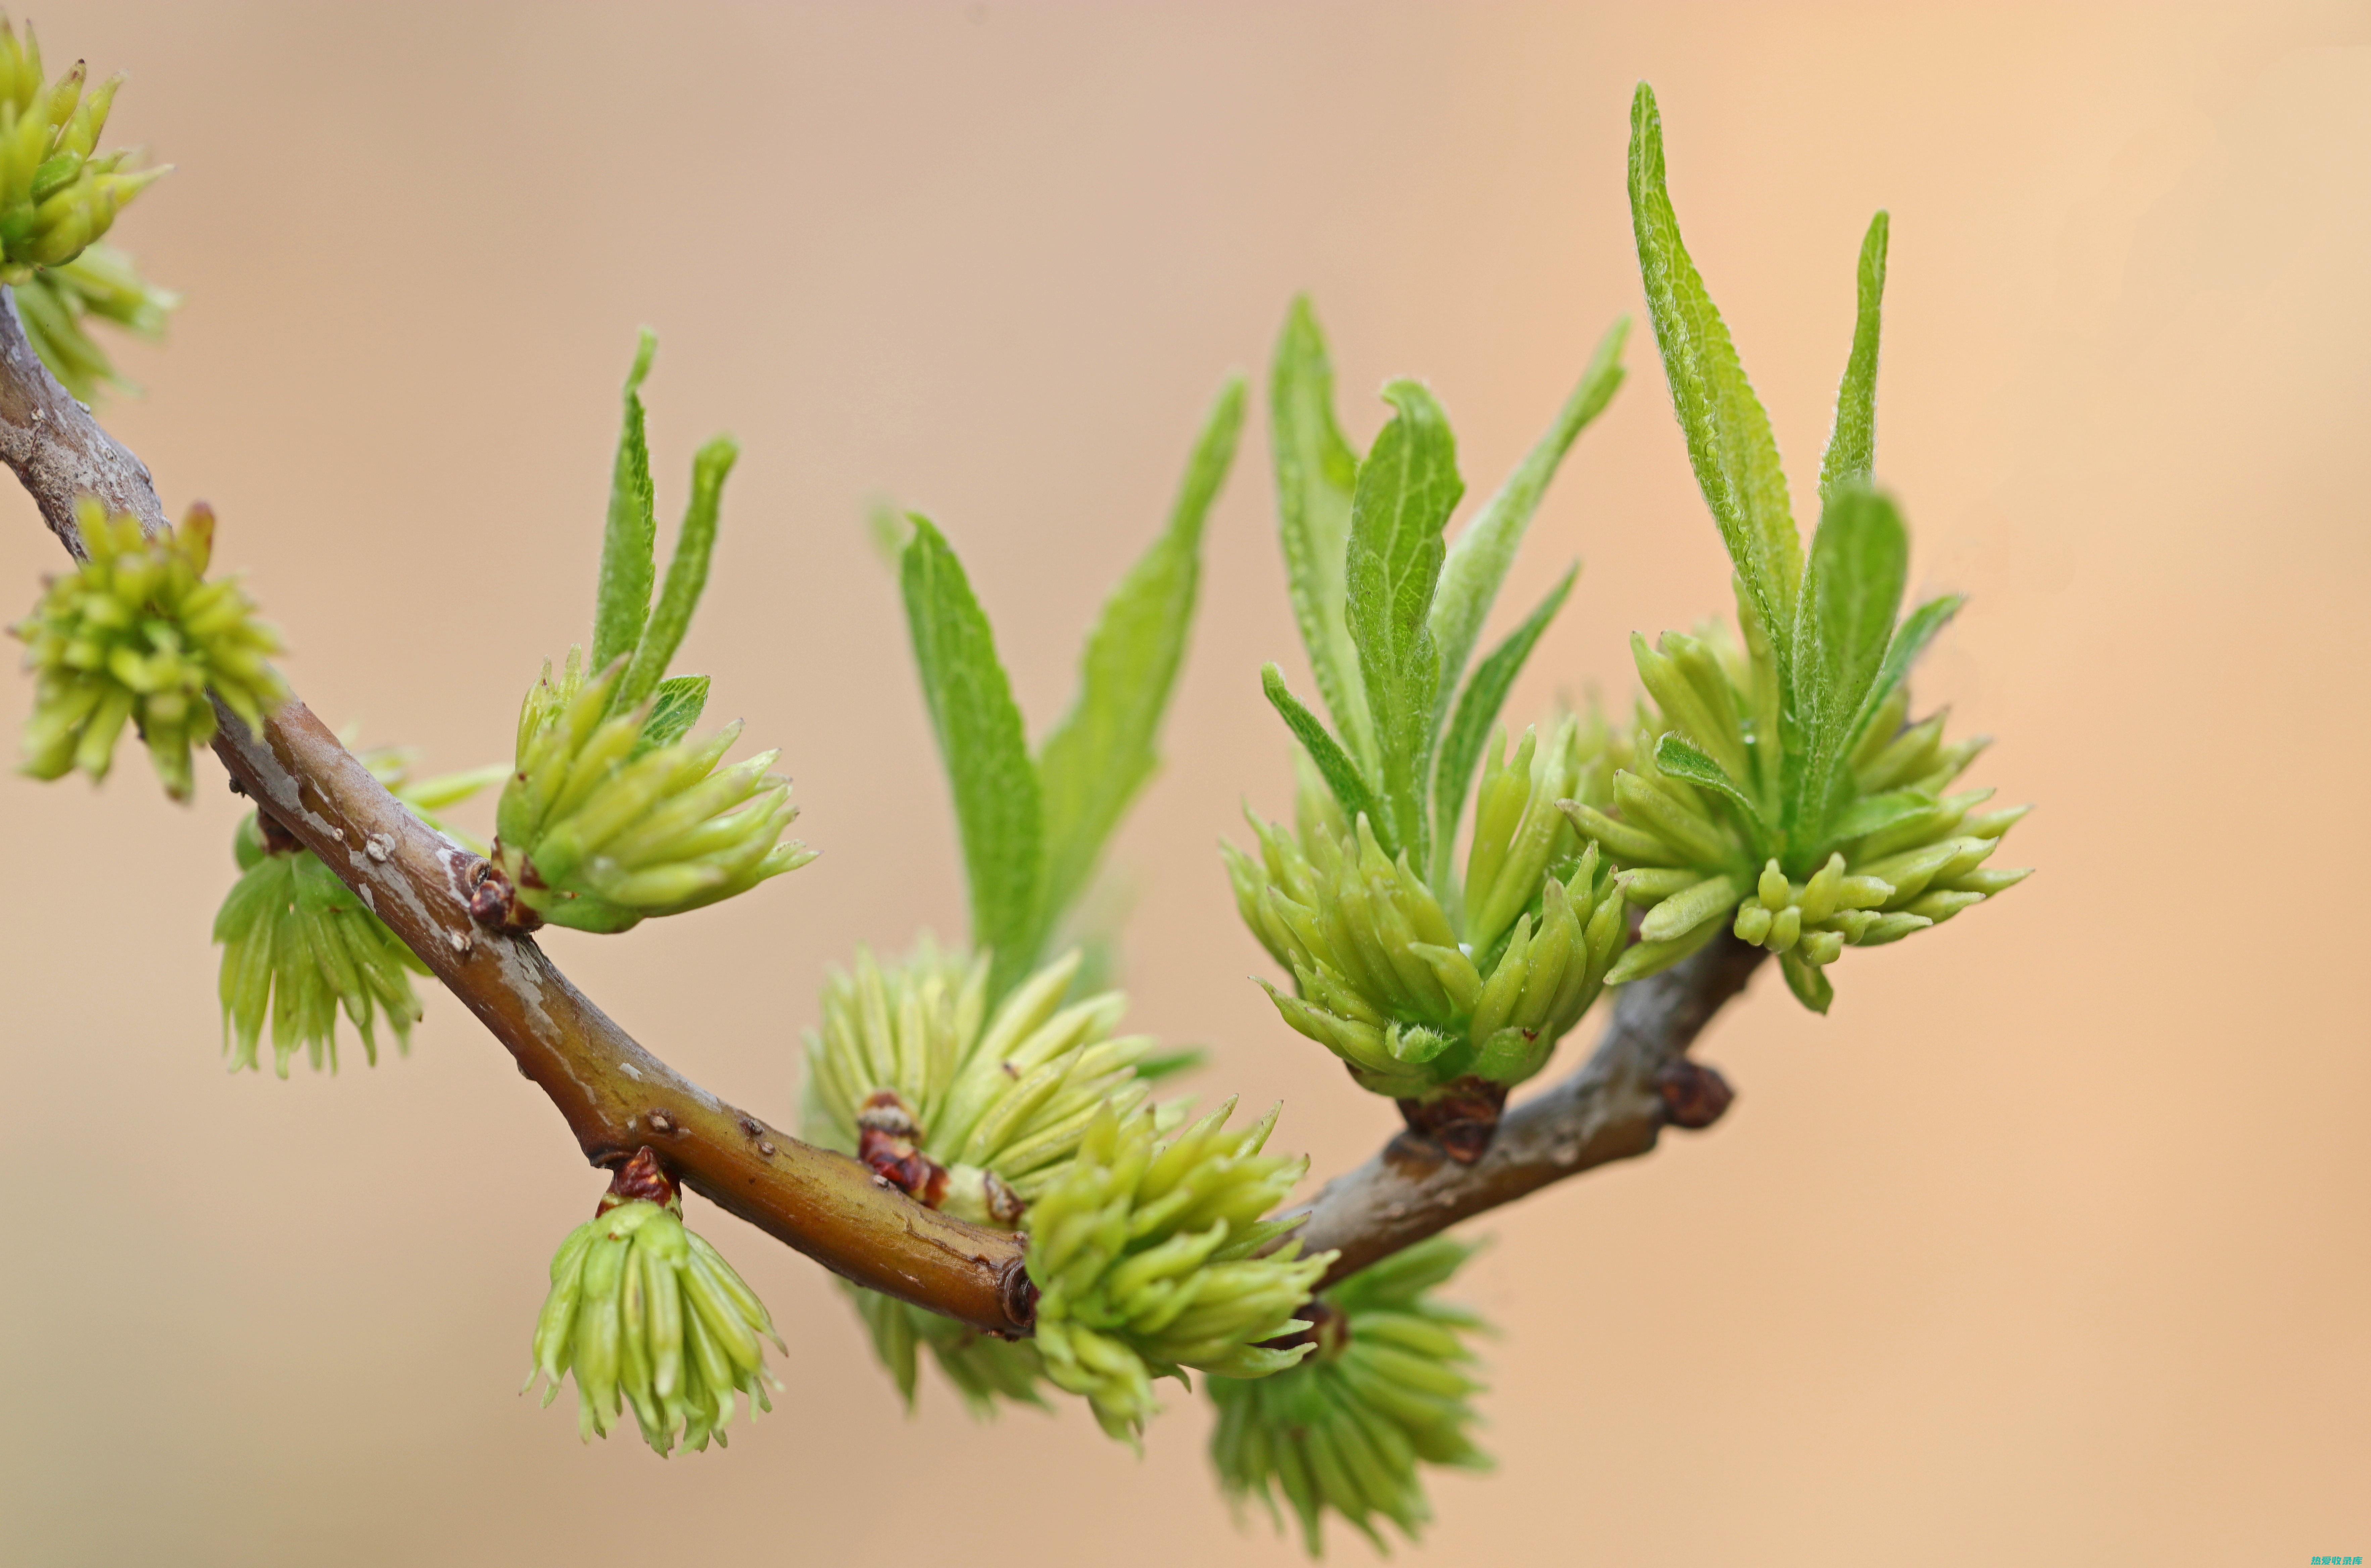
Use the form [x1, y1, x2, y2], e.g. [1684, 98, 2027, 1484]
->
[0, 17, 167, 284]
[1584, 83, 2034, 1012]
[1226, 720, 1627, 1160]
[214, 748, 503, 1076]
[525, 1149, 784, 1458]
[1211, 1236, 1491, 1558]
[481, 333, 812, 934]
[802, 941, 1173, 1415]
[13, 241, 177, 401]
[1246, 297, 1626, 1153]
[1026, 1100, 1334, 1446]
[14, 498, 284, 800]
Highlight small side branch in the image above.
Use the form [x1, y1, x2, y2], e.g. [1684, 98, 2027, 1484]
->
[1293, 936, 1765, 1287]
[0, 288, 1034, 1338]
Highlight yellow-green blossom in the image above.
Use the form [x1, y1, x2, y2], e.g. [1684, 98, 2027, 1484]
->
[14, 498, 283, 800]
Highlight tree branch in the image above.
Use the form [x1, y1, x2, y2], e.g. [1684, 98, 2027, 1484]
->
[1292, 935, 1765, 1287]
[0, 284, 1766, 1346]
[0, 289, 1036, 1339]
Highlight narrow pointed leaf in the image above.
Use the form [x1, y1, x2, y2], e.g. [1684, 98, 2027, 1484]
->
[1843, 591, 1964, 760]
[1431, 562, 1577, 882]
[634, 675, 711, 755]
[1628, 83, 1801, 666]
[1652, 731, 1763, 827]
[1344, 380, 1463, 870]
[902, 517, 1044, 998]
[1036, 377, 1245, 933]
[1791, 485, 1907, 834]
[1430, 316, 1626, 723]
[1269, 297, 1375, 771]
[591, 330, 659, 673]
[615, 435, 737, 717]
[1818, 211, 1889, 505]
[1262, 664, 1382, 848]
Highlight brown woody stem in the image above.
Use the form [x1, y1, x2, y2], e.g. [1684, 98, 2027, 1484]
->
[0, 284, 1762, 1341]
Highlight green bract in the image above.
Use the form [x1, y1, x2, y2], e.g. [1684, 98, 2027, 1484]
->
[1241, 300, 1629, 1141]
[525, 1189, 783, 1457]
[1575, 84, 2033, 1012]
[214, 749, 502, 1076]
[1026, 1100, 1333, 1446]
[486, 334, 811, 933]
[0, 20, 166, 285]
[1227, 721, 1626, 1120]
[1210, 1236, 1491, 1557]
[800, 941, 1176, 1415]
[14, 497, 284, 800]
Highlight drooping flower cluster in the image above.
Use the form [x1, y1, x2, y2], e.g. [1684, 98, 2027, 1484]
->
[1210, 1236, 1491, 1557]
[486, 652, 811, 933]
[1027, 1100, 1333, 1444]
[213, 748, 503, 1076]
[0, 19, 166, 283]
[525, 1151, 782, 1457]
[1227, 720, 1627, 1158]
[800, 941, 1172, 1413]
[14, 498, 283, 800]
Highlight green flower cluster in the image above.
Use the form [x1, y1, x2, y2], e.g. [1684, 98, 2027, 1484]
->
[14, 498, 283, 800]
[1227, 720, 1626, 1130]
[1027, 1100, 1333, 1445]
[800, 941, 1169, 1414]
[1210, 1236, 1491, 1557]
[490, 652, 810, 933]
[214, 749, 502, 1076]
[13, 242, 176, 401]
[1576, 83, 2034, 1012]
[1237, 295, 1630, 1153]
[0, 19, 166, 284]
[483, 334, 810, 934]
[526, 1165, 783, 1457]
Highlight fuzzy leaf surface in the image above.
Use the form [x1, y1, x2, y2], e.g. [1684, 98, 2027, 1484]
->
[1269, 297, 1374, 772]
[1036, 378, 1244, 932]
[591, 330, 659, 673]
[1262, 665, 1382, 846]
[1818, 211, 1889, 506]
[1431, 562, 1577, 883]
[902, 517, 1044, 997]
[1628, 82, 1801, 667]
[1430, 315, 1626, 726]
[1791, 484, 1907, 837]
[1344, 380, 1463, 869]
[616, 436, 737, 717]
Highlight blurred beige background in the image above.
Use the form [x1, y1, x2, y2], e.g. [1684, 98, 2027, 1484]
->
[2, 2, 2365, 1563]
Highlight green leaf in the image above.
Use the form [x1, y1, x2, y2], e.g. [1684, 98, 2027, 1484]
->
[1628, 83, 1802, 668]
[1430, 562, 1577, 885]
[614, 436, 738, 717]
[1344, 380, 1463, 871]
[591, 330, 659, 674]
[1268, 297, 1375, 773]
[1430, 315, 1626, 725]
[1036, 376, 1245, 934]
[1653, 731, 1763, 827]
[902, 517, 1045, 999]
[1826, 787, 1934, 842]
[1261, 664, 1382, 847]
[1818, 211, 1889, 506]
[1844, 592, 1964, 764]
[634, 675, 711, 754]
[1790, 485, 1907, 836]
